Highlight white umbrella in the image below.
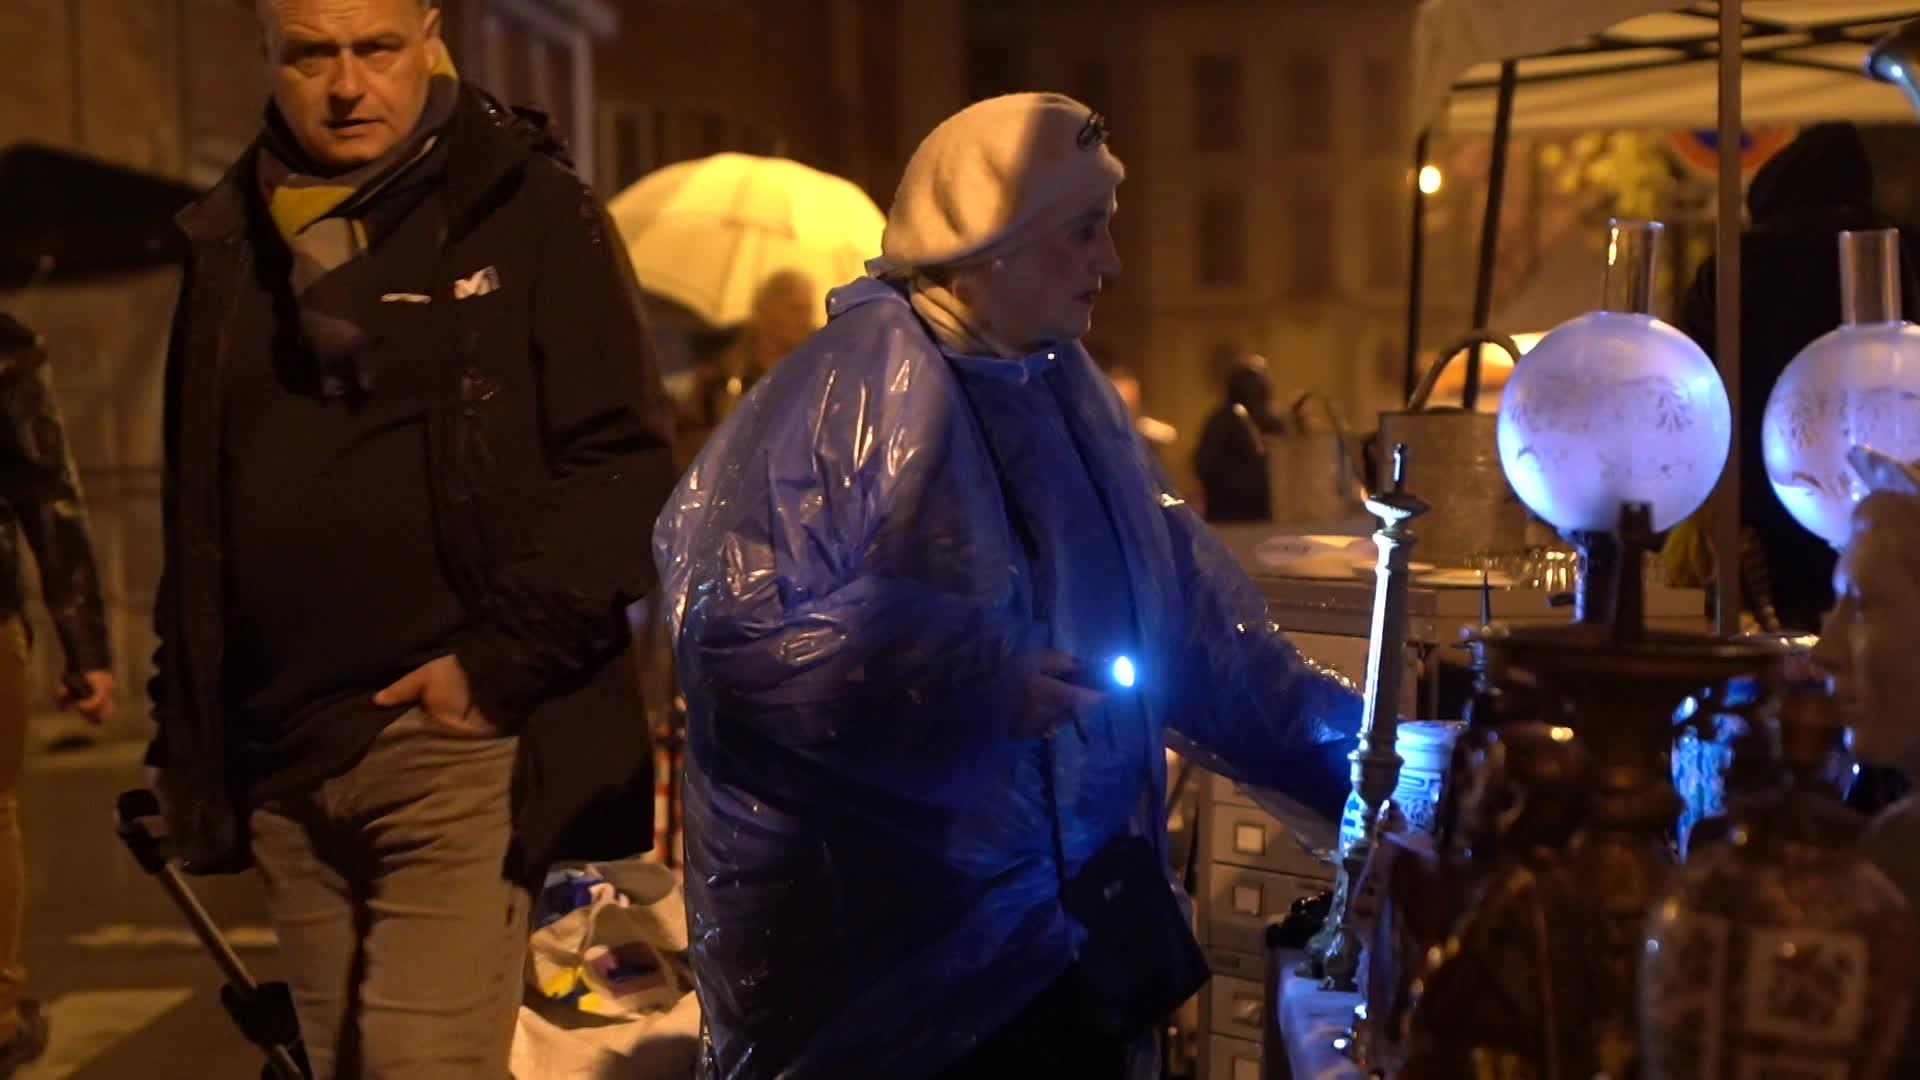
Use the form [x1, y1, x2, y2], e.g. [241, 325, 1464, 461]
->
[607, 152, 886, 328]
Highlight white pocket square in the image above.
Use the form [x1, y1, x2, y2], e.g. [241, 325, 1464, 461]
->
[453, 266, 502, 299]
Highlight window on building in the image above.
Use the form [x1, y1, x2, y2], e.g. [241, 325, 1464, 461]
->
[602, 103, 788, 193]
[1191, 54, 1245, 153]
[1210, 341, 1243, 380]
[544, 45, 576, 139]
[695, 110, 731, 157]
[1370, 171, 1405, 288]
[1197, 191, 1248, 287]
[1287, 181, 1335, 296]
[1285, 53, 1334, 153]
[1361, 57, 1403, 153]
[967, 20, 1029, 101]
[1071, 57, 1112, 114]
[605, 103, 668, 193]
[1377, 336, 1405, 388]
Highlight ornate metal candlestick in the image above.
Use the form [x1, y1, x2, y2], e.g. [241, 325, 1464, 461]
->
[1312, 442, 1428, 992]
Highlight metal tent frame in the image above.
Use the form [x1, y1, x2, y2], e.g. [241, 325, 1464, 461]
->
[1406, 1, 1920, 635]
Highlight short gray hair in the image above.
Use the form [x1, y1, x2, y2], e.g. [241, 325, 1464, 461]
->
[256, 0, 440, 19]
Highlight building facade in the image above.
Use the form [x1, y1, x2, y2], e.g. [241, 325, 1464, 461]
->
[968, 0, 1424, 494]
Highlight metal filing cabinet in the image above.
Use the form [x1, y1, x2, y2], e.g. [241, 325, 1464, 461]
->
[1207, 1034, 1265, 1080]
[1194, 767, 1336, 1080]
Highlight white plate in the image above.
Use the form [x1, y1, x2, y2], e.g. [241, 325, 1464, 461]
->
[1347, 561, 1435, 580]
[1254, 533, 1373, 578]
[1416, 568, 1517, 588]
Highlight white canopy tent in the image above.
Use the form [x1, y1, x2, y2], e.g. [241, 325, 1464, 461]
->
[1397, 0, 1920, 633]
[1418, 1, 1920, 133]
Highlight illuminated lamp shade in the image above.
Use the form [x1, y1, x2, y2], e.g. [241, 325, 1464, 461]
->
[1496, 219, 1732, 533]
[1762, 228, 1920, 547]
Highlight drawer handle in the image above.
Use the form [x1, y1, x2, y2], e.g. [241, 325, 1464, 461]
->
[1231, 883, 1264, 916]
[1232, 823, 1267, 855]
[1232, 994, 1262, 1026]
[1232, 1057, 1261, 1080]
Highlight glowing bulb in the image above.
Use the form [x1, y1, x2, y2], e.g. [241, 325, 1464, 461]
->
[1418, 165, 1443, 195]
[1764, 228, 1920, 546]
[1497, 312, 1730, 532]
[1110, 656, 1136, 689]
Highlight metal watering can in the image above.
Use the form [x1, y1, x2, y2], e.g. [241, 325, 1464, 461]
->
[1373, 329, 1530, 567]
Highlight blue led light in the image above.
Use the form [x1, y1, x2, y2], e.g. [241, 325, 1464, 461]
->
[1110, 655, 1136, 689]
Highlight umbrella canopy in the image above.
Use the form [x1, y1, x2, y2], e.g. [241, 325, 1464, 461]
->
[607, 152, 885, 329]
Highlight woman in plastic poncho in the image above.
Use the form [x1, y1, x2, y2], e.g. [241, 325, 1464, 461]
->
[654, 93, 1362, 1080]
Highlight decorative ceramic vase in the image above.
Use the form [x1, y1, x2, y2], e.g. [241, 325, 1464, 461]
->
[1337, 720, 1465, 852]
[1642, 686, 1915, 1078]
[1860, 795, 1920, 1076]
[1763, 228, 1920, 547]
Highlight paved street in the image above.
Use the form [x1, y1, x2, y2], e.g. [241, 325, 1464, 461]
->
[17, 723, 275, 1080]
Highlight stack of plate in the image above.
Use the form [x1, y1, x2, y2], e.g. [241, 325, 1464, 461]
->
[1253, 532, 1515, 588]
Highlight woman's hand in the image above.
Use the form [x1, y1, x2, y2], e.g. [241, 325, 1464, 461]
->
[1011, 650, 1106, 740]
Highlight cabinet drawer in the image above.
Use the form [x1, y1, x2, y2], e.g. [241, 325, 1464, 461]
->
[1205, 863, 1324, 955]
[1209, 974, 1266, 1042]
[1212, 801, 1335, 880]
[1206, 1033, 1263, 1080]
[1210, 770, 1258, 808]
[1203, 944, 1266, 981]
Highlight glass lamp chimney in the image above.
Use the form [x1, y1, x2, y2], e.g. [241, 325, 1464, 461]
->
[1840, 228, 1903, 326]
[1600, 219, 1663, 316]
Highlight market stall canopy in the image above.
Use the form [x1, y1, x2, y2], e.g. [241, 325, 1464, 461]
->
[607, 153, 885, 329]
[1430, 2, 1920, 133]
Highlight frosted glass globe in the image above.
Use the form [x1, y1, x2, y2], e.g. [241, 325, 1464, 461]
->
[1762, 321, 1920, 547]
[1497, 311, 1731, 533]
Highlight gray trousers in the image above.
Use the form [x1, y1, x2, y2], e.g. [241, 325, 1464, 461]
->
[250, 710, 527, 1080]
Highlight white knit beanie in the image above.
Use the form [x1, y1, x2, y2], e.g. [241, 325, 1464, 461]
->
[872, 92, 1125, 274]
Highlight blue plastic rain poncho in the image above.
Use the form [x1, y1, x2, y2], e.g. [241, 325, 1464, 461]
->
[653, 276, 1362, 1079]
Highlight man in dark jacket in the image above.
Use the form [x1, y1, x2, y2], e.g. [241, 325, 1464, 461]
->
[0, 312, 115, 1076]
[1194, 358, 1283, 522]
[1677, 122, 1918, 631]
[147, 1, 675, 1075]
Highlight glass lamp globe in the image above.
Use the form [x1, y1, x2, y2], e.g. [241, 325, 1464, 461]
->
[1762, 228, 1920, 548]
[1497, 220, 1732, 533]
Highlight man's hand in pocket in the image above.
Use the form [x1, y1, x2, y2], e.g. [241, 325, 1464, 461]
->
[373, 655, 505, 737]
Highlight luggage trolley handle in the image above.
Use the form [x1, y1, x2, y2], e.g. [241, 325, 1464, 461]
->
[114, 790, 311, 1080]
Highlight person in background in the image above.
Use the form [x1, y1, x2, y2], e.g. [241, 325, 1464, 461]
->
[665, 269, 819, 468]
[1194, 356, 1285, 523]
[656, 92, 1360, 1080]
[1102, 363, 1178, 462]
[146, 1, 675, 1076]
[703, 268, 819, 424]
[1675, 122, 1918, 632]
[0, 312, 115, 1076]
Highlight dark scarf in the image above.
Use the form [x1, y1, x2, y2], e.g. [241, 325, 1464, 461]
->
[255, 48, 459, 399]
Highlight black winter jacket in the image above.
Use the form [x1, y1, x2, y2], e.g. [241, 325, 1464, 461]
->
[0, 314, 111, 674]
[1677, 123, 1920, 630]
[150, 88, 677, 876]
